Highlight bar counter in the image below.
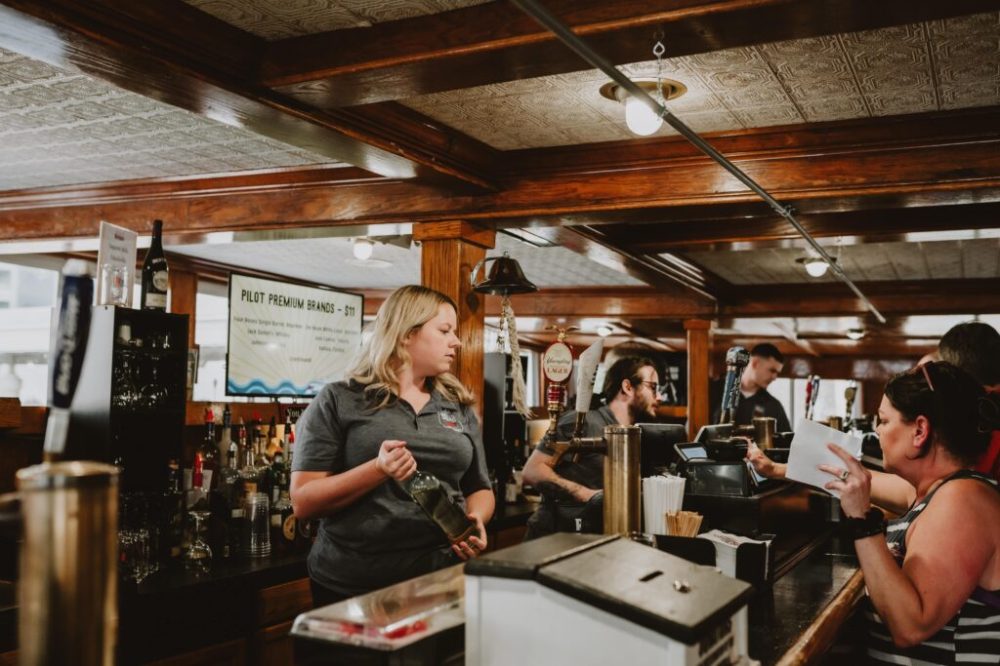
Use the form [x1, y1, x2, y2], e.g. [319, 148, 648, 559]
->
[118, 552, 310, 664]
[0, 509, 866, 664]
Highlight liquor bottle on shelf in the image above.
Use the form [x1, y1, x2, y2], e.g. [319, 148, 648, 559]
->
[236, 418, 248, 467]
[140, 219, 168, 311]
[254, 431, 274, 501]
[266, 415, 281, 458]
[197, 407, 218, 490]
[284, 413, 295, 468]
[218, 405, 232, 464]
[270, 450, 287, 506]
[270, 485, 295, 554]
[239, 434, 261, 498]
[214, 441, 242, 560]
[162, 460, 185, 559]
[399, 471, 477, 544]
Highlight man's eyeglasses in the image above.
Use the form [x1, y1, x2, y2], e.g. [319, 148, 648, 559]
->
[635, 380, 659, 393]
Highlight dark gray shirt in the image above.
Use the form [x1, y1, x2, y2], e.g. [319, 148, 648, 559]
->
[293, 380, 490, 596]
[535, 405, 618, 492]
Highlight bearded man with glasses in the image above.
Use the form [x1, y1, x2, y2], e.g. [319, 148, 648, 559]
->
[522, 355, 659, 540]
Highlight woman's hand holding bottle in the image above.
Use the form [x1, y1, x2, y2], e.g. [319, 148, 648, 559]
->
[451, 513, 487, 561]
[375, 440, 417, 481]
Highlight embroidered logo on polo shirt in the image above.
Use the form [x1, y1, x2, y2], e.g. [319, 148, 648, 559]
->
[438, 408, 463, 432]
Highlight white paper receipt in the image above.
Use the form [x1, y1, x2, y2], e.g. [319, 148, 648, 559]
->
[786, 419, 863, 498]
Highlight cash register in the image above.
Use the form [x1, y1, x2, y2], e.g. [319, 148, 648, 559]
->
[673, 347, 804, 534]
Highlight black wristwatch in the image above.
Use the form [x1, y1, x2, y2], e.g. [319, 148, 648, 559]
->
[845, 507, 886, 540]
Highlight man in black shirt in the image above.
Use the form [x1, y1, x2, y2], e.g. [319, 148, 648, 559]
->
[713, 343, 791, 432]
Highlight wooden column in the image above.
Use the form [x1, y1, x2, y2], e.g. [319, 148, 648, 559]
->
[168, 268, 198, 347]
[413, 221, 496, 409]
[685, 319, 713, 441]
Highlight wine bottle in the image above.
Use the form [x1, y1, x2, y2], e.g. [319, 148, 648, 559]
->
[140, 219, 168, 311]
[399, 472, 477, 544]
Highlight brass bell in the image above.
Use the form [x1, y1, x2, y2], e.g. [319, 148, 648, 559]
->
[470, 251, 537, 295]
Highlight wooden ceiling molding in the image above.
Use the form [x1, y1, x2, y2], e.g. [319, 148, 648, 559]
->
[0, 0, 498, 190]
[3, 107, 998, 242]
[262, 0, 1000, 107]
[609, 202, 1000, 253]
[721, 278, 1000, 317]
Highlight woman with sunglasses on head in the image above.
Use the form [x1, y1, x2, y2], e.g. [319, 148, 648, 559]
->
[290, 285, 494, 607]
[824, 362, 1000, 663]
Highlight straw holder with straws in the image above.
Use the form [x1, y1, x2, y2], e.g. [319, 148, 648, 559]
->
[641, 474, 702, 536]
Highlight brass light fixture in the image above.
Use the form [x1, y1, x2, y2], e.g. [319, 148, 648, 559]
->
[599, 78, 686, 136]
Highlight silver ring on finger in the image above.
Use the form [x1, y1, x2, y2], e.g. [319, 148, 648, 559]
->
[839, 469, 850, 481]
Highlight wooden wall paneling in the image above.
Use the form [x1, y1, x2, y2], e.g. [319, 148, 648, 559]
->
[414, 221, 496, 413]
[684, 319, 712, 441]
[251, 620, 295, 666]
[168, 268, 198, 348]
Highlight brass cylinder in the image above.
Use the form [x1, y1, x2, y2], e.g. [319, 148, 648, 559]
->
[602, 425, 641, 535]
[17, 461, 119, 666]
[752, 416, 776, 449]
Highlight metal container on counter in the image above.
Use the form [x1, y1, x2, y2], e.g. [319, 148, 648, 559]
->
[17, 461, 119, 666]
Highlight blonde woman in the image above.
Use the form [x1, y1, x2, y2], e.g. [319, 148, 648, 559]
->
[291, 285, 494, 606]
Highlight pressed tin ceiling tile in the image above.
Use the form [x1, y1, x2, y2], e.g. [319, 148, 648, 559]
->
[0, 48, 343, 191]
[401, 11, 999, 150]
[184, 0, 492, 39]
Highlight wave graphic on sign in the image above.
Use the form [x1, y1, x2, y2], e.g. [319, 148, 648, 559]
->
[227, 378, 325, 396]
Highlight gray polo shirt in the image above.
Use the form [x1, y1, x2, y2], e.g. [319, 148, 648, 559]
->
[293, 380, 490, 596]
[535, 405, 618, 491]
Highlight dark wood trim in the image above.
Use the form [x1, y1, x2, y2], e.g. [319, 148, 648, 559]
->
[262, 0, 998, 106]
[721, 279, 1000, 317]
[775, 570, 866, 666]
[608, 202, 1000, 252]
[1, 109, 998, 240]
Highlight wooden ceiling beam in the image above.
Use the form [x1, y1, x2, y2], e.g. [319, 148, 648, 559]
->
[721, 279, 1000, 317]
[262, 0, 998, 107]
[486, 288, 715, 319]
[612, 202, 1000, 252]
[1, 109, 999, 241]
[0, 0, 498, 190]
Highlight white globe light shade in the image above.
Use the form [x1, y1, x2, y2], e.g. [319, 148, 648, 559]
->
[353, 238, 374, 261]
[804, 258, 829, 278]
[624, 96, 662, 136]
[597, 325, 613, 338]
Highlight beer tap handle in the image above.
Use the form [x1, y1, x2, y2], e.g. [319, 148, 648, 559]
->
[43, 260, 93, 462]
[719, 346, 750, 425]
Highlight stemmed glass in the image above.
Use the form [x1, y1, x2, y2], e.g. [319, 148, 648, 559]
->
[183, 509, 212, 573]
[181, 486, 212, 573]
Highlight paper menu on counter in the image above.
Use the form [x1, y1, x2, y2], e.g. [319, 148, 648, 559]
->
[786, 419, 862, 498]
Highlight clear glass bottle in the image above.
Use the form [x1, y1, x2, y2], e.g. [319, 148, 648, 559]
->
[399, 472, 477, 544]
